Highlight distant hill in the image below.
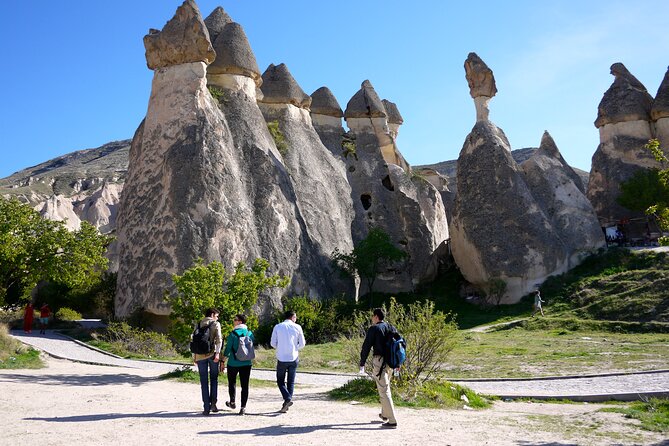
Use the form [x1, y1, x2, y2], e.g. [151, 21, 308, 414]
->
[417, 147, 590, 188]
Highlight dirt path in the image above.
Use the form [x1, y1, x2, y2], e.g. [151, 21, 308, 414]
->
[1, 357, 666, 445]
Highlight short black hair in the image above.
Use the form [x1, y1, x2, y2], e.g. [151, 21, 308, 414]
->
[234, 313, 247, 324]
[373, 308, 385, 320]
[205, 308, 219, 317]
[284, 310, 296, 320]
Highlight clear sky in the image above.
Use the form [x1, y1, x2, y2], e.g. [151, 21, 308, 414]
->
[1, 1, 668, 178]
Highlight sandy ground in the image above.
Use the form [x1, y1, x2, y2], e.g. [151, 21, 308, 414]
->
[0, 357, 666, 446]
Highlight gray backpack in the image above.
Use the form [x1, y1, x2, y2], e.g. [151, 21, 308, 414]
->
[233, 330, 255, 361]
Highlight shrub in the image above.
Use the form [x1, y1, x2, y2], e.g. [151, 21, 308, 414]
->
[281, 295, 352, 344]
[343, 298, 459, 391]
[207, 85, 224, 102]
[55, 307, 82, 321]
[102, 322, 177, 358]
[267, 121, 288, 156]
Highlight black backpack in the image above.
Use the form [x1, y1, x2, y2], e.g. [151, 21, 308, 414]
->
[190, 321, 215, 354]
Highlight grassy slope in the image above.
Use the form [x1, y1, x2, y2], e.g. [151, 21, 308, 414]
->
[0, 323, 43, 369]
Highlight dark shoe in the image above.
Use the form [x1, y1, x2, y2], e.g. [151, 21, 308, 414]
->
[211, 403, 219, 413]
[225, 401, 236, 409]
[379, 413, 388, 422]
[279, 400, 293, 413]
[202, 410, 210, 416]
[239, 407, 246, 415]
[381, 422, 397, 429]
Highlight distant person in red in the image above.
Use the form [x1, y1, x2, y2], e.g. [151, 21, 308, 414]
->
[39, 303, 51, 334]
[23, 302, 34, 333]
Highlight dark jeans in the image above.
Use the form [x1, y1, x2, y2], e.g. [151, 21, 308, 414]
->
[276, 359, 298, 402]
[196, 356, 219, 412]
[227, 365, 252, 408]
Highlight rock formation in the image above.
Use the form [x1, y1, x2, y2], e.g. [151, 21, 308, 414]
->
[451, 53, 603, 302]
[652, 67, 669, 146]
[258, 64, 356, 296]
[116, 2, 358, 321]
[464, 53, 497, 122]
[340, 80, 450, 291]
[587, 63, 661, 227]
[520, 132, 605, 264]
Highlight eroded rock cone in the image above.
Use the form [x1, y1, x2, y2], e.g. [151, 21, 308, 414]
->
[652, 67, 669, 145]
[259, 63, 311, 108]
[595, 63, 653, 127]
[203, 6, 232, 43]
[208, 22, 261, 84]
[344, 80, 387, 118]
[450, 121, 569, 302]
[382, 99, 403, 139]
[143, 0, 216, 70]
[310, 87, 343, 117]
[521, 131, 605, 264]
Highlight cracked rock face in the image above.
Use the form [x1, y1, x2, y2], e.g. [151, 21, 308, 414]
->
[450, 121, 570, 302]
[588, 63, 661, 226]
[520, 132, 605, 264]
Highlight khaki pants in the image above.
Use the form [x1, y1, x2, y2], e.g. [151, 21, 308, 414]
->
[372, 355, 397, 424]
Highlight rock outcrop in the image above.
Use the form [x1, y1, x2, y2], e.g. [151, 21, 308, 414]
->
[451, 54, 602, 303]
[652, 67, 669, 145]
[116, 3, 359, 321]
[464, 53, 497, 122]
[340, 80, 449, 291]
[520, 132, 605, 263]
[587, 63, 661, 227]
[143, 0, 216, 70]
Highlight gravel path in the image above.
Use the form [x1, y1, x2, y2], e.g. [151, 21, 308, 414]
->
[11, 330, 669, 401]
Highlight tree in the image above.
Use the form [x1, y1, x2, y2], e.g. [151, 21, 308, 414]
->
[332, 227, 407, 305]
[0, 197, 112, 305]
[168, 258, 289, 344]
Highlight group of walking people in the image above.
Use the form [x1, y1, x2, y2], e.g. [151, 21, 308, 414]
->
[193, 307, 399, 428]
[23, 302, 52, 334]
[193, 309, 306, 416]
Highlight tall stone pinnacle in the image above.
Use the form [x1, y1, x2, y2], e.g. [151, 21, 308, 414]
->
[143, 0, 215, 70]
[464, 53, 497, 121]
[651, 66, 669, 121]
[594, 62, 653, 127]
[259, 63, 311, 108]
[344, 80, 387, 119]
[310, 87, 343, 117]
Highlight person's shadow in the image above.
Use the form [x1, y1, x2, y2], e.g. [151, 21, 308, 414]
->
[26, 412, 201, 422]
[200, 421, 381, 436]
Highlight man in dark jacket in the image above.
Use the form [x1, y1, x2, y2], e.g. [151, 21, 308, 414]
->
[359, 308, 397, 428]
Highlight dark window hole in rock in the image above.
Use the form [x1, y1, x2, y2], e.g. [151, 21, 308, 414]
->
[348, 166, 356, 173]
[361, 194, 372, 210]
[382, 175, 395, 191]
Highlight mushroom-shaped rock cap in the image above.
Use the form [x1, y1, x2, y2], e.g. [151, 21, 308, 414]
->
[204, 6, 233, 43]
[310, 87, 343, 117]
[382, 99, 403, 125]
[595, 62, 653, 127]
[344, 80, 387, 119]
[208, 22, 261, 83]
[651, 66, 669, 121]
[144, 0, 216, 70]
[464, 52, 497, 99]
[259, 63, 311, 108]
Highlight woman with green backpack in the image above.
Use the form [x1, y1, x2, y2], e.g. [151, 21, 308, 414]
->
[221, 313, 255, 415]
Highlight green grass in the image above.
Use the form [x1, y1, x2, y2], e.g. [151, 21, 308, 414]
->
[252, 344, 350, 372]
[0, 323, 44, 369]
[328, 377, 491, 409]
[600, 398, 669, 432]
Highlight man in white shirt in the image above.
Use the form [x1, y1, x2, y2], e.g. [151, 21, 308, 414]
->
[270, 310, 306, 413]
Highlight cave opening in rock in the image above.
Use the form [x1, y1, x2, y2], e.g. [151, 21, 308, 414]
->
[360, 194, 372, 210]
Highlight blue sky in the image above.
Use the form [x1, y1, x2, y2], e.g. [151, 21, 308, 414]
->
[1, 1, 668, 178]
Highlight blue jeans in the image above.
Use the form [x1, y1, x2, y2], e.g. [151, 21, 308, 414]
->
[196, 356, 219, 412]
[276, 359, 298, 402]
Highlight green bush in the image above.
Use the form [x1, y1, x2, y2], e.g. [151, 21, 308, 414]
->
[281, 295, 352, 344]
[207, 85, 224, 102]
[102, 322, 177, 358]
[343, 298, 459, 391]
[55, 307, 82, 321]
[267, 121, 288, 156]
